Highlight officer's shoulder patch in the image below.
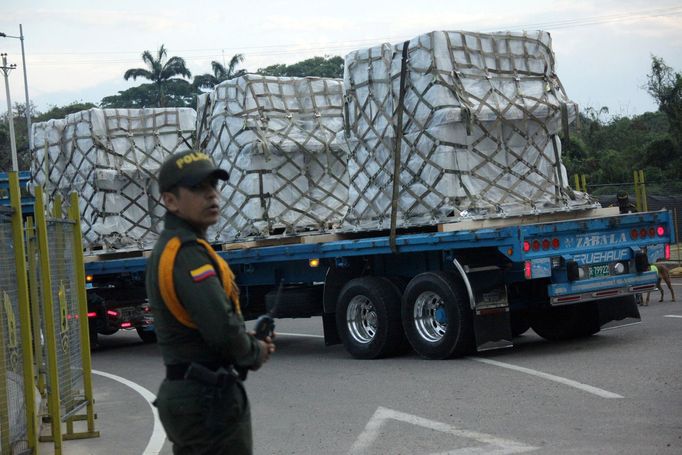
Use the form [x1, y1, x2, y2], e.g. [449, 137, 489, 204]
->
[189, 264, 216, 283]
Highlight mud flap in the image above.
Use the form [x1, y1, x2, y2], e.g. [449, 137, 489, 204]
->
[468, 274, 512, 352]
[474, 308, 513, 351]
[598, 295, 641, 331]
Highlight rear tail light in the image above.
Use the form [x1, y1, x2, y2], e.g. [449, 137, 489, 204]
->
[631, 229, 638, 239]
[87, 312, 97, 318]
[106, 310, 119, 317]
[523, 241, 531, 252]
[532, 240, 540, 251]
[552, 238, 560, 249]
[640, 228, 647, 238]
[657, 226, 665, 236]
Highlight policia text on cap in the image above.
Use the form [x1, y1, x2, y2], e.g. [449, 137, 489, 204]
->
[146, 150, 276, 454]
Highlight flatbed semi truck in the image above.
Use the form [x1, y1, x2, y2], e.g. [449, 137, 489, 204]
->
[81, 206, 674, 359]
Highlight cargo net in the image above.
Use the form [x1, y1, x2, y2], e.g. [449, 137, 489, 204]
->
[341, 30, 597, 230]
[31, 108, 197, 252]
[34, 220, 88, 419]
[198, 75, 348, 241]
[0, 219, 30, 454]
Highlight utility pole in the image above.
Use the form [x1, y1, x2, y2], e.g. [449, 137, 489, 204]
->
[1, 53, 18, 171]
[1, 25, 31, 149]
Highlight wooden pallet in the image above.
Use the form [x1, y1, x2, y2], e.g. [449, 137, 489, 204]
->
[83, 248, 152, 263]
[437, 207, 620, 233]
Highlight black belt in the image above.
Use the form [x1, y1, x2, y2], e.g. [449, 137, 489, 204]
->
[166, 361, 224, 380]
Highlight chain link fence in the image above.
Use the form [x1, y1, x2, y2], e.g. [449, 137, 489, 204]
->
[0, 211, 31, 454]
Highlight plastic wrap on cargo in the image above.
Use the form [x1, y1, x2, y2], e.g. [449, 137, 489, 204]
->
[197, 74, 348, 241]
[340, 30, 596, 230]
[31, 108, 196, 251]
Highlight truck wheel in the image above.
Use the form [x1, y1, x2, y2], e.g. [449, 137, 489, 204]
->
[137, 328, 157, 343]
[336, 277, 405, 359]
[530, 302, 599, 341]
[402, 271, 474, 359]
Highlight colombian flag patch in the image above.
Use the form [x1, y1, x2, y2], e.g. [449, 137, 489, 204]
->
[190, 264, 216, 282]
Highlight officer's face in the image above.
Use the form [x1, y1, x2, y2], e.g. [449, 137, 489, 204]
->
[163, 178, 221, 231]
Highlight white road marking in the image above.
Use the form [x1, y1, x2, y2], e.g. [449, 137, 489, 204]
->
[348, 406, 537, 455]
[276, 332, 324, 338]
[469, 357, 623, 399]
[92, 370, 165, 455]
[664, 314, 682, 318]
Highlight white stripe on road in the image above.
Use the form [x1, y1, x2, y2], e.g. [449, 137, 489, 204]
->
[92, 370, 166, 455]
[469, 357, 623, 399]
[276, 333, 623, 398]
[349, 406, 537, 454]
[664, 314, 682, 318]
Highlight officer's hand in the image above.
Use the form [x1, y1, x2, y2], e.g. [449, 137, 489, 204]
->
[252, 338, 276, 371]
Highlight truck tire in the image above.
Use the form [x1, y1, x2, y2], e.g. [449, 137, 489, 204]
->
[137, 328, 157, 343]
[336, 277, 405, 359]
[530, 302, 600, 341]
[402, 271, 474, 359]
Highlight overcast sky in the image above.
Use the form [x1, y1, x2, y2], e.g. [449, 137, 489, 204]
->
[1, 0, 681, 118]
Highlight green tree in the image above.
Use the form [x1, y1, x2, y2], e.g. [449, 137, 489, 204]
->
[124, 45, 192, 107]
[101, 80, 195, 108]
[257, 56, 344, 78]
[646, 55, 682, 145]
[193, 54, 247, 90]
[34, 101, 97, 122]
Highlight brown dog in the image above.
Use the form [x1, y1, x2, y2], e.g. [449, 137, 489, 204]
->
[645, 261, 676, 305]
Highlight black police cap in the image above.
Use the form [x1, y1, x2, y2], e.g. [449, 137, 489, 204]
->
[158, 150, 229, 192]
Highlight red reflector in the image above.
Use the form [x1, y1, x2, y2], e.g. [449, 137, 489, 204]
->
[631, 229, 638, 239]
[120, 322, 132, 328]
[631, 284, 655, 292]
[87, 312, 97, 318]
[106, 310, 119, 317]
[532, 240, 540, 251]
[542, 239, 550, 250]
[556, 295, 581, 303]
[523, 241, 531, 252]
[640, 228, 647, 238]
[665, 244, 671, 260]
[657, 226, 665, 236]
[552, 238, 560, 249]
[595, 290, 619, 297]
[524, 261, 532, 279]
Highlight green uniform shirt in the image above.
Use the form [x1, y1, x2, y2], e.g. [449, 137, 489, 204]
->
[146, 212, 261, 368]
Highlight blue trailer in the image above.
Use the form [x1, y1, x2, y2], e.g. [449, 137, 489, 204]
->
[81, 206, 675, 359]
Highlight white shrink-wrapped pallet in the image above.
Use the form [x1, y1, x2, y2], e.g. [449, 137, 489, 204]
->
[341, 30, 596, 230]
[198, 74, 347, 241]
[31, 108, 196, 251]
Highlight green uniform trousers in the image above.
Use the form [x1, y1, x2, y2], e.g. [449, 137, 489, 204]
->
[156, 378, 252, 455]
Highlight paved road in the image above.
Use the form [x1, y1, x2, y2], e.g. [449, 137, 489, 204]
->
[41, 283, 682, 454]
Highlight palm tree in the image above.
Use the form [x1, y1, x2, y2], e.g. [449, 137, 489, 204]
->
[124, 45, 192, 107]
[193, 54, 247, 90]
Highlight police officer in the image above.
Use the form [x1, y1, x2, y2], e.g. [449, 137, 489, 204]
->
[146, 150, 275, 454]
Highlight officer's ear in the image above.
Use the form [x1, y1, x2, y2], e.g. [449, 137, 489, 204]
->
[162, 190, 180, 213]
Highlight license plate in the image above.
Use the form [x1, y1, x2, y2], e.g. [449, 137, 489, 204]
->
[588, 264, 610, 278]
